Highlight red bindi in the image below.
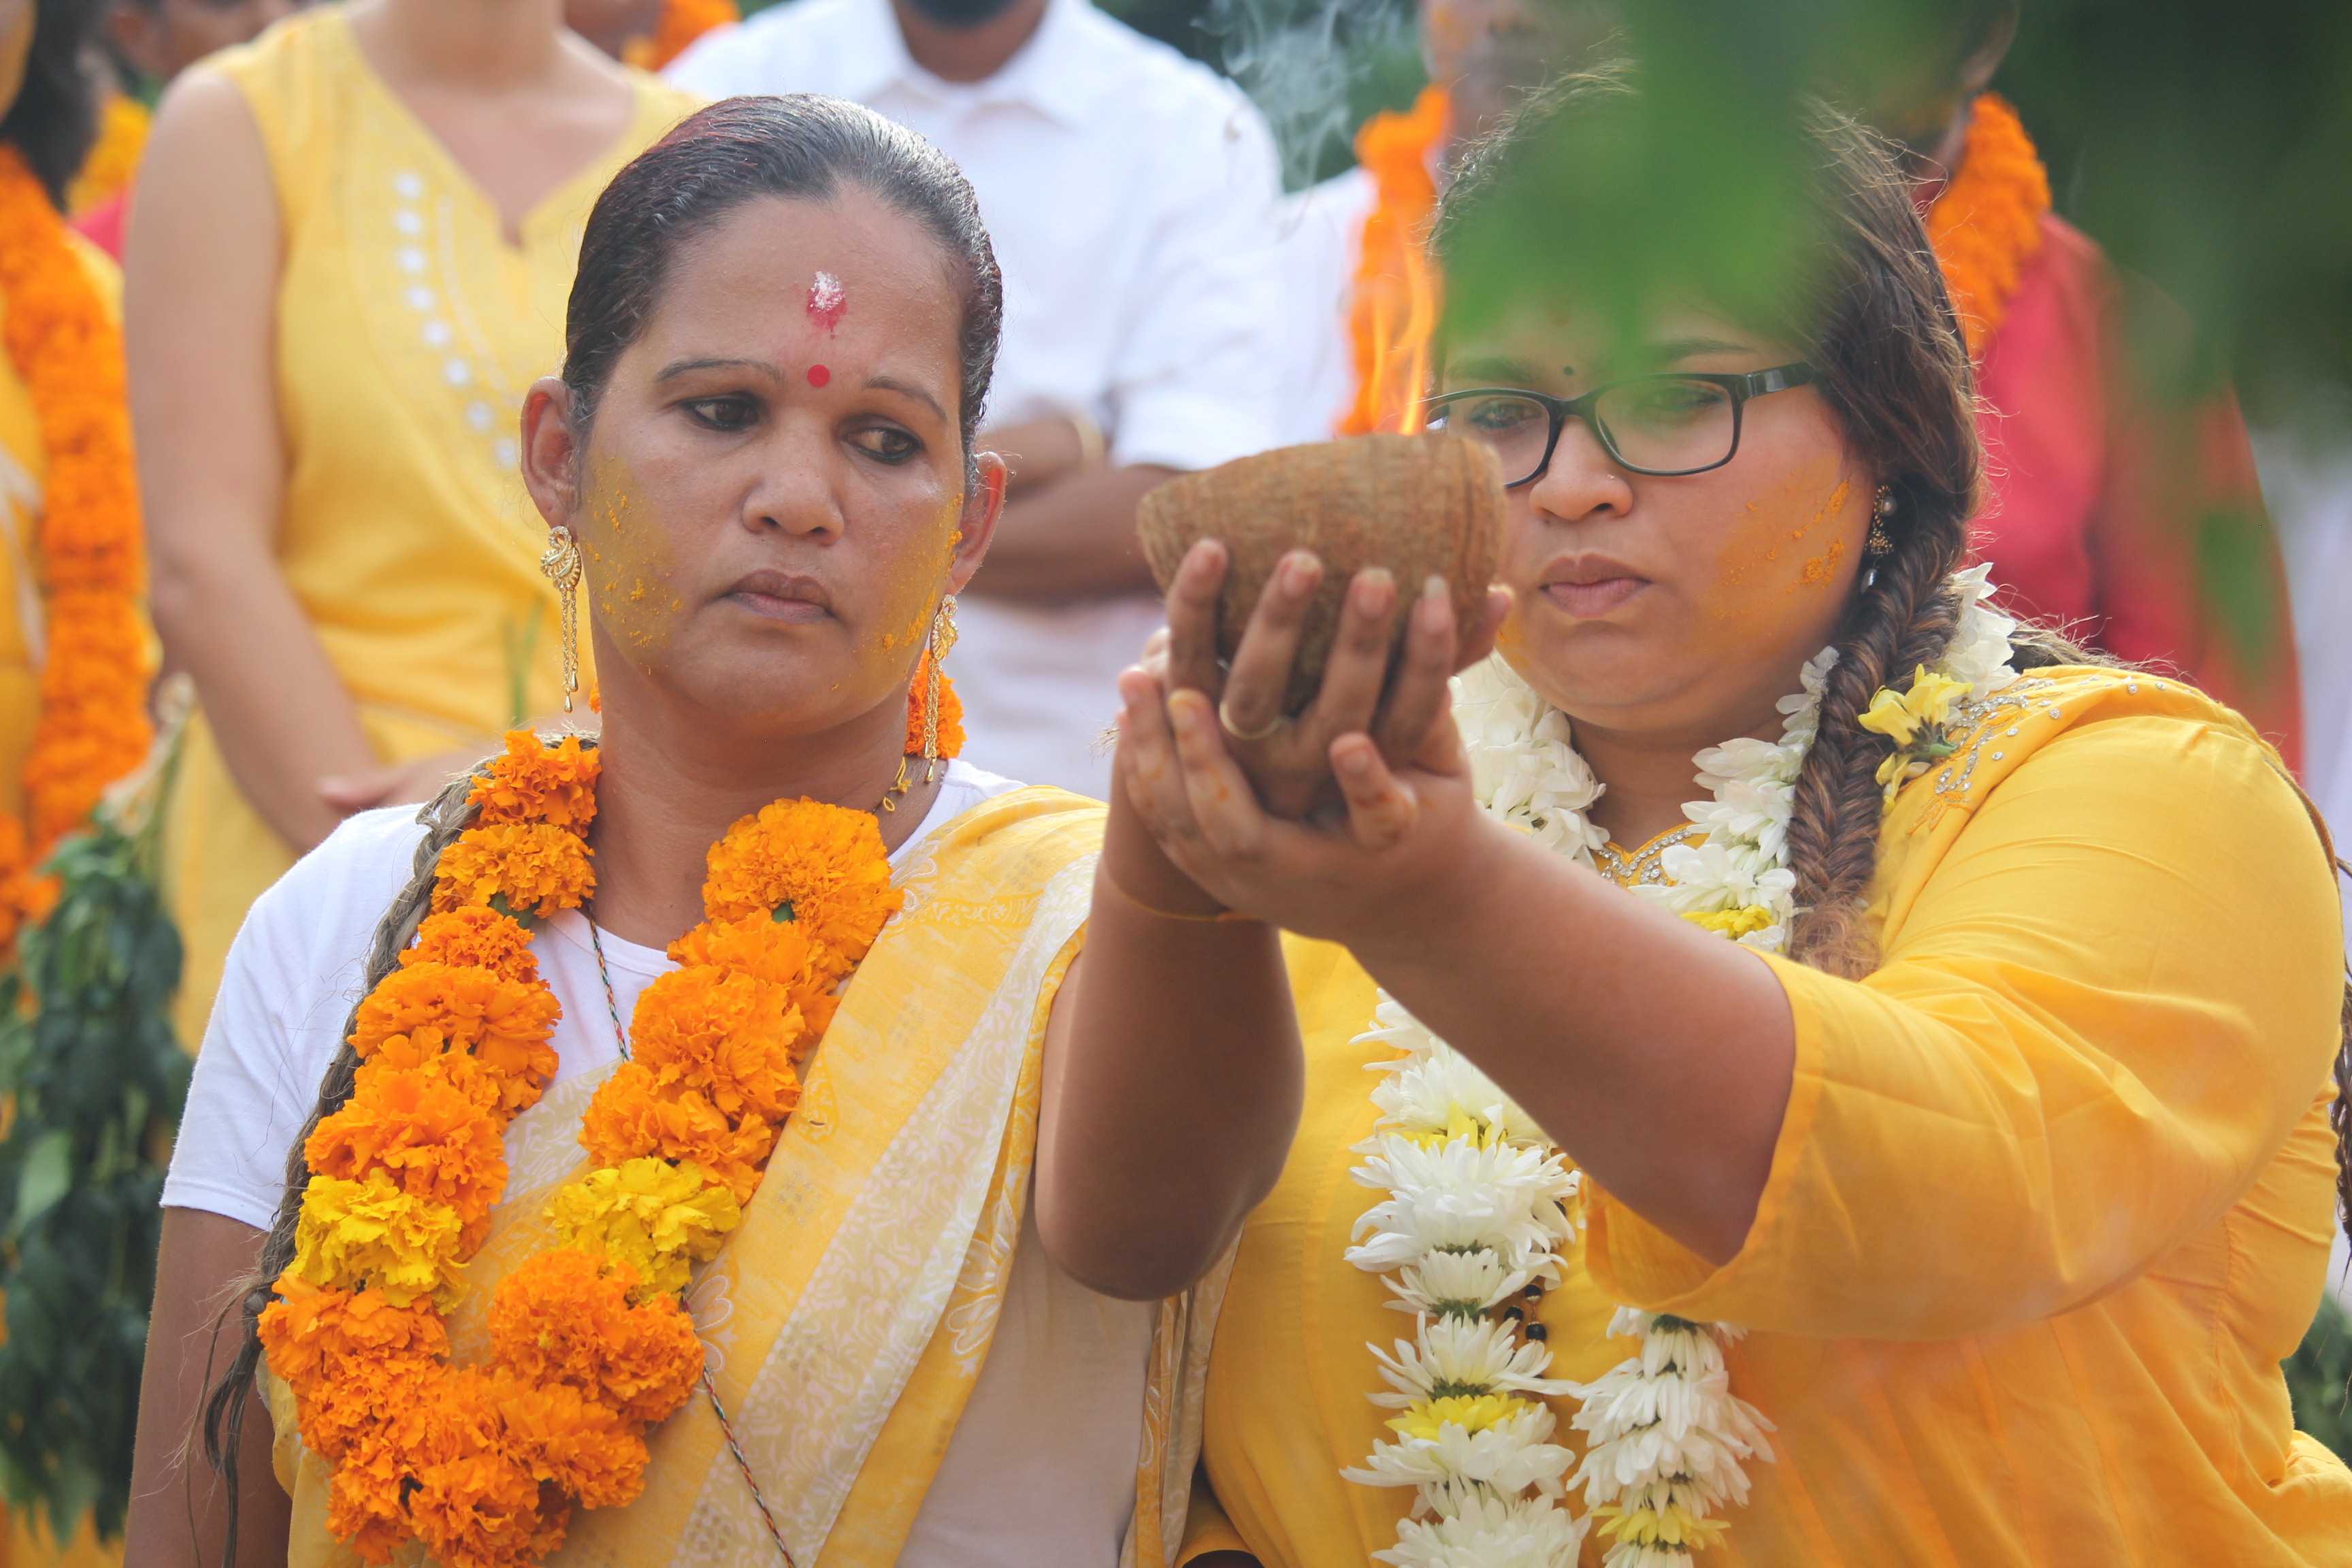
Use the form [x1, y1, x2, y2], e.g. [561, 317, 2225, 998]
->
[807, 364, 830, 387]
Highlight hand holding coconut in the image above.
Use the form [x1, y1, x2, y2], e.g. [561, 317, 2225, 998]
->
[1125, 434, 1510, 823]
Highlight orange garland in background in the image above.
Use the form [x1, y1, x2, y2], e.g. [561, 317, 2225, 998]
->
[1923, 93, 2051, 359]
[622, 0, 740, 71]
[0, 147, 154, 950]
[1340, 85, 1448, 438]
[66, 95, 150, 218]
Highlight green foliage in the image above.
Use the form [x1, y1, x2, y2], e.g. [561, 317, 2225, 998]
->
[2287, 1295, 2352, 1463]
[0, 820, 189, 1544]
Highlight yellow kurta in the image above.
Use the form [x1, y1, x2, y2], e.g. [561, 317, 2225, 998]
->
[1198, 668, 2352, 1566]
[164, 9, 698, 1047]
[265, 789, 1222, 1567]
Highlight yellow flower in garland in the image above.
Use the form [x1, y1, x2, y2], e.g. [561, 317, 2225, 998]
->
[1387, 1392, 1524, 1441]
[288, 1171, 470, 1309]
[1859, 666, 1974, 800]
[547, 1157, 740, 1301]
[1684, 904, 1777, 938]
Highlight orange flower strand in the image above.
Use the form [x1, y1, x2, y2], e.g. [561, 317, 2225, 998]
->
[1925, 93, 2051, 358]
[407, 904, 548, 985]
[304, 1067, 510, 1224]
[0, 145, 154, 951]
[627, 964, 805, 1123]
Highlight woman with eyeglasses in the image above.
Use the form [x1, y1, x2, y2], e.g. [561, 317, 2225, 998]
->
[1125, 70, 2352, 1568]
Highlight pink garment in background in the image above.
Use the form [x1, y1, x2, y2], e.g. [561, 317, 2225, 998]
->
[1971, 212, 2303, 772]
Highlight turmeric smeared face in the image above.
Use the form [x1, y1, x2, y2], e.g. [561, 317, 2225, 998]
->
[566, 191, 990, 736]
[1445, 300, 1872, 742]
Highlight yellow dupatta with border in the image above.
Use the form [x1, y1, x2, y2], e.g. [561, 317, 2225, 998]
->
[267, 787, 1225, 1567]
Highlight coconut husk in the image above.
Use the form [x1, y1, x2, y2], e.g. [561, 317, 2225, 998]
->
[1137, 434, 1505, 715]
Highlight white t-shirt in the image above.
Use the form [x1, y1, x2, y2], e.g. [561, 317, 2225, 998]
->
[670, 0, 1286, 798]
[163, 760, 1152, 1566]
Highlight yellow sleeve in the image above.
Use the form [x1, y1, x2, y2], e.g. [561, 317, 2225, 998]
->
[1586, 710, 2345, 1340]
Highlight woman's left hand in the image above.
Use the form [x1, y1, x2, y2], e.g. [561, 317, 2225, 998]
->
[1113, 660, 1500, 946]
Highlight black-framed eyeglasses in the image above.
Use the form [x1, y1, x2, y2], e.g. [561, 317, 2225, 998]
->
[1421, 363, 1817, 487]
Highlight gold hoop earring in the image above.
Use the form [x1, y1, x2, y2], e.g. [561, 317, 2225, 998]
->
[1865, 485, 1897, 559]
[540, 525, 583, 713]
[922, 594, 959, 784]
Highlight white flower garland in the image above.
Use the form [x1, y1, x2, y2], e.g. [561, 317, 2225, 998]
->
[1344, 566, 2017, 1567]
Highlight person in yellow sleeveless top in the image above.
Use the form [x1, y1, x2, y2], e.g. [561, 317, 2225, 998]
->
[126, 95, 1303, 1568]
[125, 0, 700, 1051]
[1110, 70, 2352, 1568]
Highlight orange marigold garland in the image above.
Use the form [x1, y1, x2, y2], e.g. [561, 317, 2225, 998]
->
[262, 730, 906, 1567]
[621, 0, 740, 71]
[0, 146, 153, 949]
[1924, 93, 2051, 359]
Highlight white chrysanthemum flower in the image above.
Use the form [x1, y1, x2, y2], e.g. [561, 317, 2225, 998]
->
[1938, 565, 2020, 696]
[1570, 1313, 1774, 1516]
[1367, 1315, 1575, 1406]
[1362, 1009, 1550, 1147]
[1347, 1136, 1578, 1273]
[1455, 656, 1609, 863]
[1373, 1489, 1588, 1568]
[1384, 1247, 1552, 1317]
[1639, 843, 1795, 917]
[1343, 1401, 1577, 1495]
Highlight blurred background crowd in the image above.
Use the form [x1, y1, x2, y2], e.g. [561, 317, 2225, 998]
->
[0, 0, 2342, 1558]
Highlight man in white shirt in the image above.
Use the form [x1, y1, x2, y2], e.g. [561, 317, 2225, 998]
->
[671, 0, 1284, 798]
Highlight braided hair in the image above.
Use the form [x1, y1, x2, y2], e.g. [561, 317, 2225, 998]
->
[1433, 67, 2352, 1242]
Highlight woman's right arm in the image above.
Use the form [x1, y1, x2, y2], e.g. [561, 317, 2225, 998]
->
[125, 1209, 291, 1568]
[128, 71, 380, 855]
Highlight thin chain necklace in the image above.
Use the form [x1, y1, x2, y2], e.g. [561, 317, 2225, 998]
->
[583, 907, 797, 1568]
[568, 759, 932, 1563]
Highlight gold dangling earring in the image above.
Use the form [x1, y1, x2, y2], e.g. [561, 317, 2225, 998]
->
[923, 593, 959, 785]
[1865, 485, 1897, 559]
[540, 525, 583, 713]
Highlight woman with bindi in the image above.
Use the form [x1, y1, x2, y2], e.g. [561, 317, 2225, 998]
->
[127, 97, 1330, 1568]
[1134, 70, 2352, 1568]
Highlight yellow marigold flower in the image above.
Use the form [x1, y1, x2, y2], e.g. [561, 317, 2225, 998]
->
[1386, 1392, 1523, 1441]
[700, 798, 901, 967]
[468, 730, 600, 832]
[287, 1170, 469, 1309]
[1683, 904, 1776, 938]
[431, 822, 595, 919]
[546, 1157, 741, 1301]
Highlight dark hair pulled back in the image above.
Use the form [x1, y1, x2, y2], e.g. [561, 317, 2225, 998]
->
[1436, 66, 2352, 1247]
[3, 0, 103, 209]
[563, 94, 1003, 458]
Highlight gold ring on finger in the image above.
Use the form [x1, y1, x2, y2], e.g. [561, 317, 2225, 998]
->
[1218, 696, 1288, 743]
